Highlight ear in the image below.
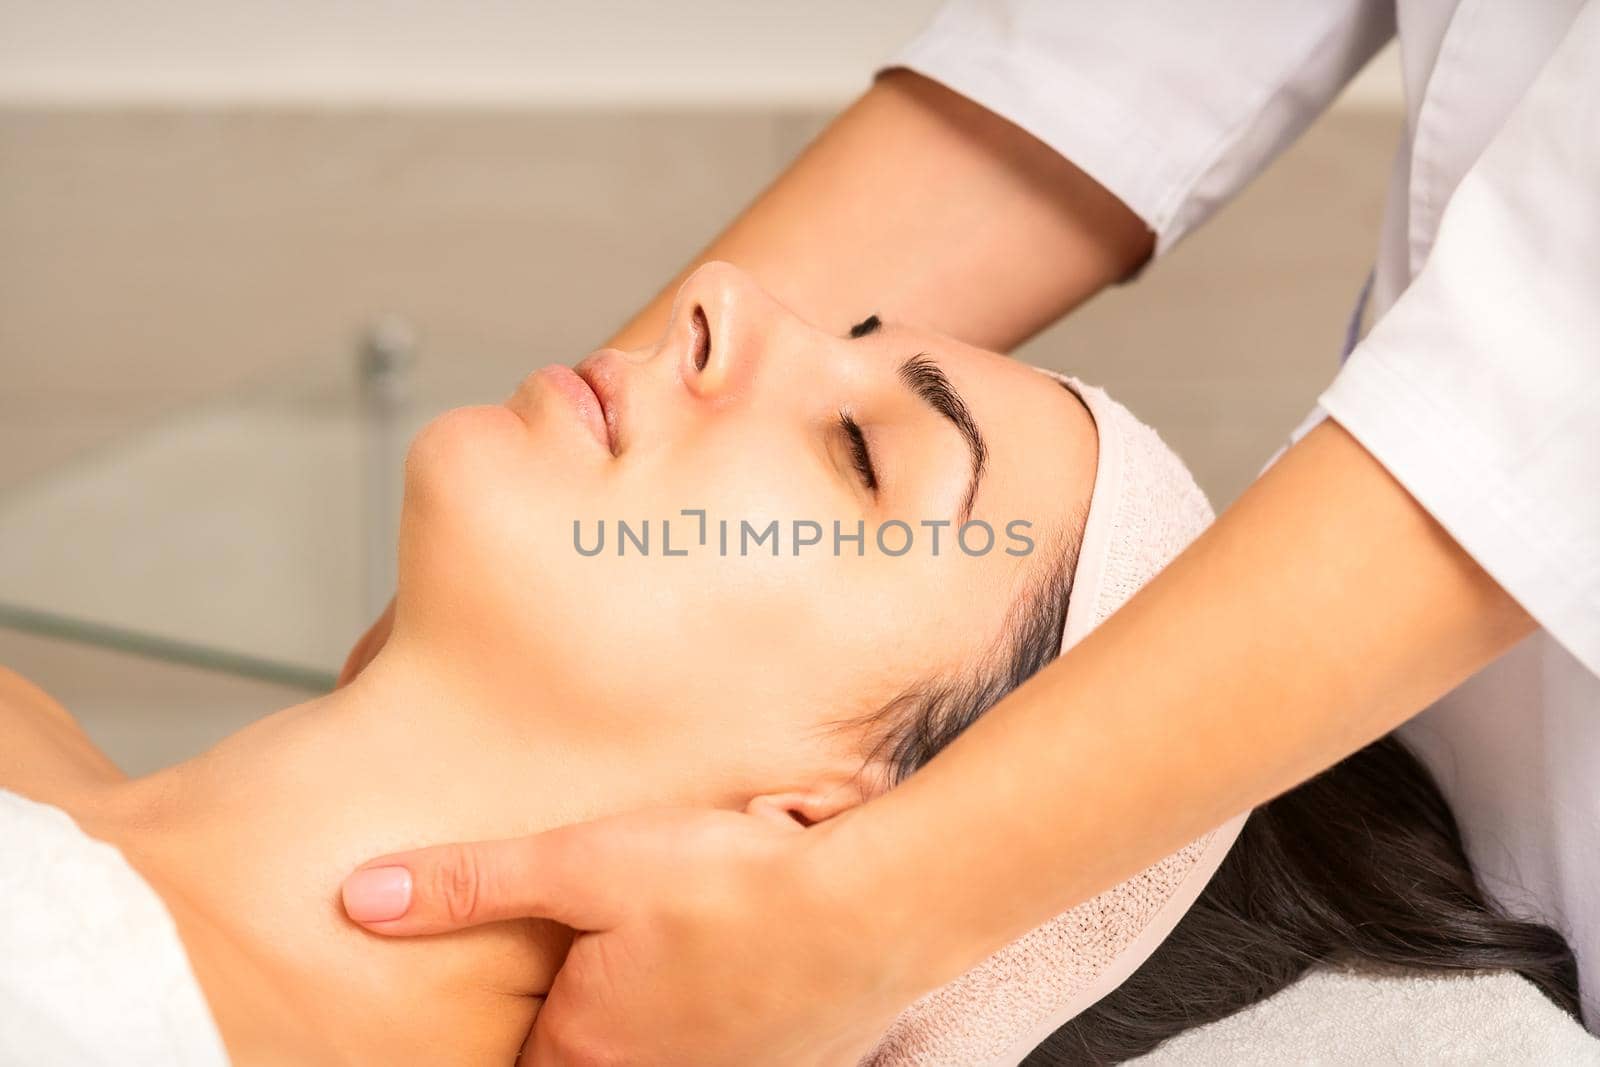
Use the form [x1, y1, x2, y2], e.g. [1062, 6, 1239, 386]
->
[744, 775, 881, 830]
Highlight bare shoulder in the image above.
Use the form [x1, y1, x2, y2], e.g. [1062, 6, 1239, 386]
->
[0, 664, 124, 802]
[0, 663, 75, 726]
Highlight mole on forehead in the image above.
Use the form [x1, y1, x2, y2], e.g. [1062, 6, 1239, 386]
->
[849, 315, 882, 339]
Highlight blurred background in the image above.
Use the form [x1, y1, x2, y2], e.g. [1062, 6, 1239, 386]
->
[0, 1, 1401, 772]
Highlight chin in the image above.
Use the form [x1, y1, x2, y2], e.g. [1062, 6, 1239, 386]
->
[404, 405, 530, 506]
[400, 408, 575, 581]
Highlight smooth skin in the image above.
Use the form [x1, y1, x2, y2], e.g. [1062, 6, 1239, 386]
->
[340, 71, 1534, 1064]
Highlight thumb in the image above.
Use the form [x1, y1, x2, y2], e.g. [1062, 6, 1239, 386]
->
[341, 825, 628, 935]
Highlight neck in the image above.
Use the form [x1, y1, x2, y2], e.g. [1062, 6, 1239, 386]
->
[79, 644, 694, 1066]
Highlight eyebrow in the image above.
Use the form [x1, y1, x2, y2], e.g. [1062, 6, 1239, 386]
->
[897, 353, 988, 521]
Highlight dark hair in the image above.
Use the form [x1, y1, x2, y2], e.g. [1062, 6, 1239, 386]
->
[861, 529, 1079, 784]
[867, 580, 1581, 1064]
[1027, 734, 1581, 1064]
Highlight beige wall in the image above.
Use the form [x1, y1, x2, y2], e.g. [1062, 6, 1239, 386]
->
[0, 100, 1398, 505]
[1, 0, 942, 106]
[0, 1, 1402, 109]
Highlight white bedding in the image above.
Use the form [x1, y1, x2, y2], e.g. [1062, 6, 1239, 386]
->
[1133, 964, 1599, 1065]
[0, 789, 228, 1066]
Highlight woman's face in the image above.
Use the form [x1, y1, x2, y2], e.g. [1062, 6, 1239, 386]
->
[396, 262, 1096, 810]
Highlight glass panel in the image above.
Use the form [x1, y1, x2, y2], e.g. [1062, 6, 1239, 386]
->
[0, 324, 428, 688]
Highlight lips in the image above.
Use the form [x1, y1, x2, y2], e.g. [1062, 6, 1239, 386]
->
[512, 348, 628, 455]
[574, 350, 625, 455]
[531, 364, 613, 453]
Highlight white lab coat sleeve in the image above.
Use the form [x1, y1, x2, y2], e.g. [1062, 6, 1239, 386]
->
[888, 0, 1393, 254]
[1318, 3, 1600, 676]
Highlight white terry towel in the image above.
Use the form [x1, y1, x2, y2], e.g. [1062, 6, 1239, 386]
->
[0, 789, 229, 1066]
[1133, 965, 1600, 1066]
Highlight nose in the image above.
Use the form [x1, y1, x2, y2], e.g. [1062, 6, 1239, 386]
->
[667, 261, 780, 400]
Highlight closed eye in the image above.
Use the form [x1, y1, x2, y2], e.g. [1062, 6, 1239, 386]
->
[836, 411, 878, 493]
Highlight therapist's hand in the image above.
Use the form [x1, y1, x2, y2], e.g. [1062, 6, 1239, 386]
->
[340, 807, 916, 1066]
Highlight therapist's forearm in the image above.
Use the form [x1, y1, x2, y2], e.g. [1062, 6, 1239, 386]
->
[606, 70, 1152, 352]
[829, 419, 1535, 992]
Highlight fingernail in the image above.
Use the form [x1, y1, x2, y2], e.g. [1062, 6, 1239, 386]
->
[342, 865, 413, 923]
